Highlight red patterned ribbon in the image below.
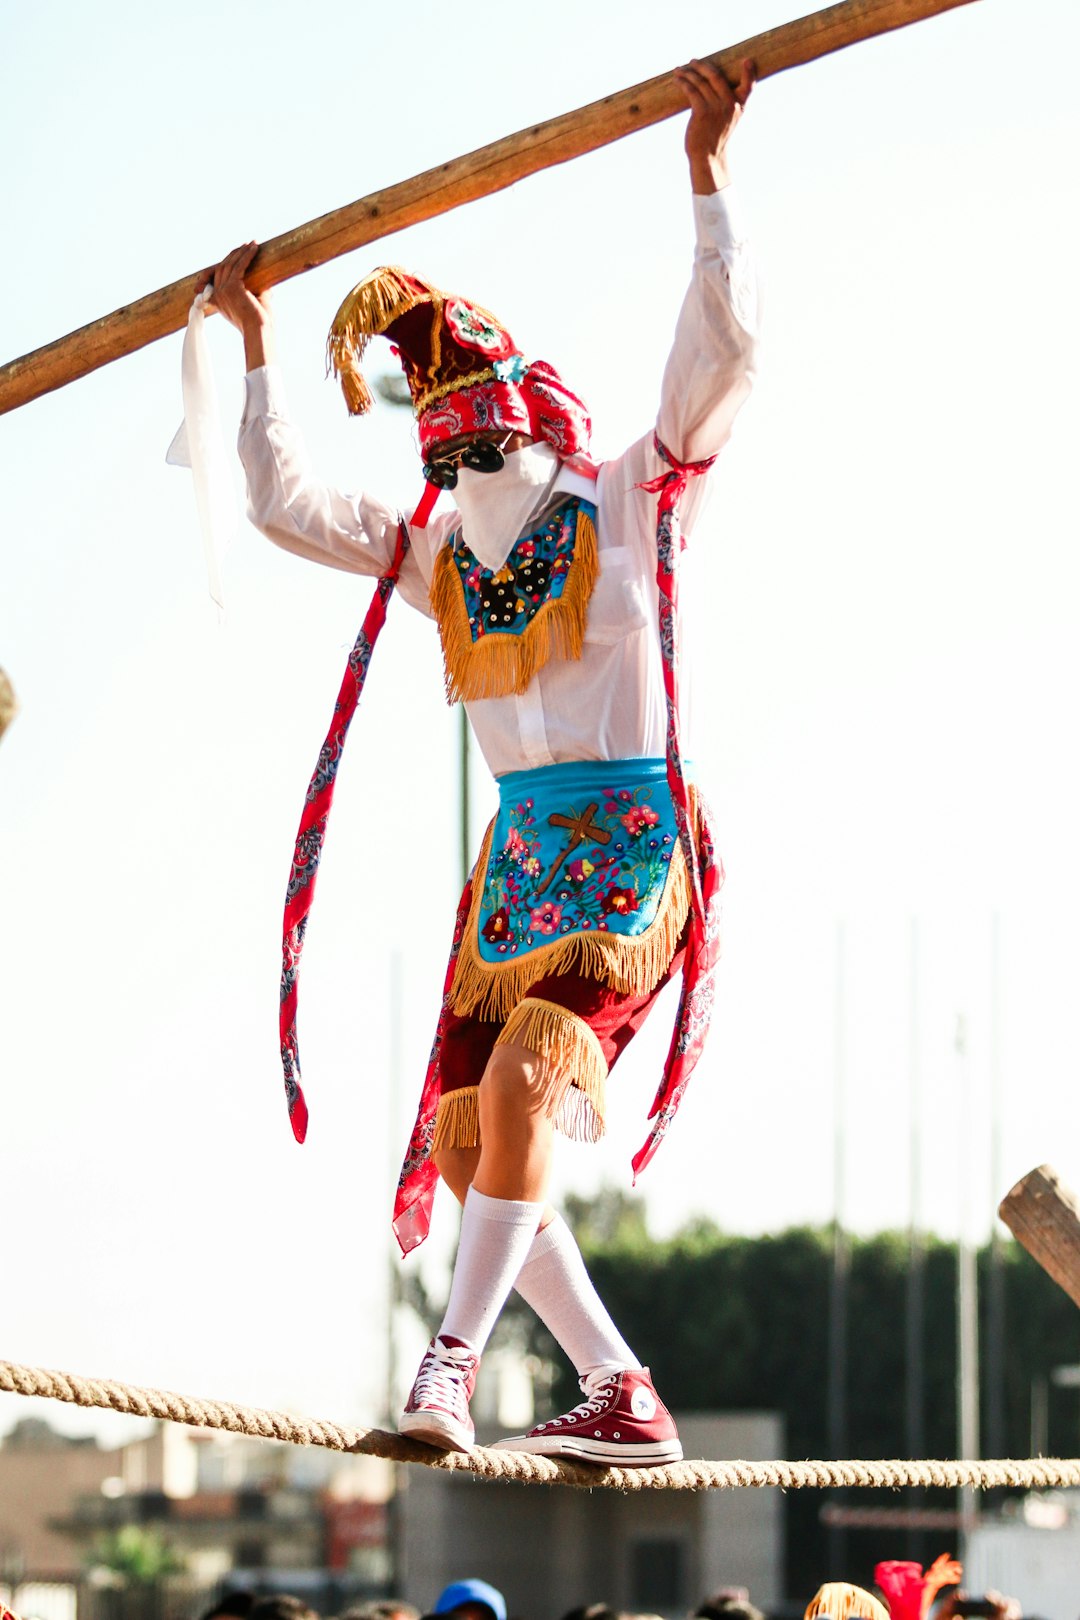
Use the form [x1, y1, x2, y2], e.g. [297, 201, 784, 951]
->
[279, 520, 410, 1144]
[392, 872, 474, 1254]
[634, 434, 716, 924]
[631, 433, 725, 1178]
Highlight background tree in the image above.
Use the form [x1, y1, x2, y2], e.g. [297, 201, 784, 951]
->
[86, 1526, 184, 1587]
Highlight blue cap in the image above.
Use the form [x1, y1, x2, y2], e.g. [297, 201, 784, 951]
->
[434, 1582, 507, 1620]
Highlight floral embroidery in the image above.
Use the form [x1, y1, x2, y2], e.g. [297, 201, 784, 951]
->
[530, 901, 563, 935]
[476, 782, 677, 963]
[620, 805, 660, 838]
[445, 297, 514, 359]
[482, 907, 511, 944]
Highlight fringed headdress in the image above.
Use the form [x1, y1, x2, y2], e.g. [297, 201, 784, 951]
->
[326, 265, 592, 464]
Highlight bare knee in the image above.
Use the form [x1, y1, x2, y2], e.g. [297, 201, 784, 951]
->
[474, 1043, 555, 1203]
[478, 1041, 545, 1125]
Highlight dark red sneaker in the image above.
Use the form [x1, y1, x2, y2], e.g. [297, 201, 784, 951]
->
[398, 1335, 479, 1451]
[494, 1365, 682, 1465]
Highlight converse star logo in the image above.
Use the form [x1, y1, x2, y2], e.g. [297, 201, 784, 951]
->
[630, 1386, 657, 1420]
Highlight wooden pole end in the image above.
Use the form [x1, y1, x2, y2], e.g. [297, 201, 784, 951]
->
[999, 1163, 1080, 1311]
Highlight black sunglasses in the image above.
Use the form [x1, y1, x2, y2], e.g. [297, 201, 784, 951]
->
[422, 434, 513, 491]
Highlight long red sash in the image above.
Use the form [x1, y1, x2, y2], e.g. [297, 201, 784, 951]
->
[278, 520, 410, 1144]
[392, 872, 474, 1254]
[631, 434, 725, 1178]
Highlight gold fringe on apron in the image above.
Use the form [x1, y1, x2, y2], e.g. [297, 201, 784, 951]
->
[498, 997, 608, 1142]
[431, 998, 609, 1152]
[448, 814, 693, 1024]
[431, 1085, 481, 1153]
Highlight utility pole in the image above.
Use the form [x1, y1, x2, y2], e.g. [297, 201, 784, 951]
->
[955, 1012, 980, 1539]
[386, 951, 406, 1593]
[985, 914, 1006, 1462]
[828, 921, 849, 1575]
[905, 918, 926, 1558]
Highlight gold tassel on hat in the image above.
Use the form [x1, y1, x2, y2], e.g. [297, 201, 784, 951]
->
[326, 266, 439, 416]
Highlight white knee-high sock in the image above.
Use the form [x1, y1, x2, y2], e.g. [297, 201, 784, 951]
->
[513, 1213, 642, 1376]
[438, 1187, 545, 1354]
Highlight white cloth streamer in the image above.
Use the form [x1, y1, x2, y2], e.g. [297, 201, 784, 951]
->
[166, 288, 235, 611]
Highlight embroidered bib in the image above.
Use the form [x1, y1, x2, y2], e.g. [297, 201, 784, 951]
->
[429, 495, 598, 702]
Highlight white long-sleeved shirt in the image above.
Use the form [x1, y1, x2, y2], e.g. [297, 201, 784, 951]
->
[239, 188, 759, 781]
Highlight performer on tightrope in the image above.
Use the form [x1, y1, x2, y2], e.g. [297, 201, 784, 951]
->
[204, 54, 758, 1468]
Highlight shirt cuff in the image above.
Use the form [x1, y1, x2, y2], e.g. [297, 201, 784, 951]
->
[242, 363, 290, 424]
[693, 185, 751, 255]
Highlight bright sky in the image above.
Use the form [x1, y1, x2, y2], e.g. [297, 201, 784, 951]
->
[2, 0, 1079, 1445]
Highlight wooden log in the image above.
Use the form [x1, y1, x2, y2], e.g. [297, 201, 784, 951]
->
[0, 668, 17, 742]
[0, 0, 978, 419]
[999, 1164, 1080, 1311]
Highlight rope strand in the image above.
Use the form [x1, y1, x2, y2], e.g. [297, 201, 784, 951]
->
[2, 1356, 1078, 1492]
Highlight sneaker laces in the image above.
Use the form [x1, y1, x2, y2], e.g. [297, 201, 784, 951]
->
[548, 1365, 619, 1426]
[413, 1341, 473, 1411]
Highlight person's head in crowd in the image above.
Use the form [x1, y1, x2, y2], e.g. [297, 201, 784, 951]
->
[433, 1580, 507, 1620]
[560, 1605, 622, 1620]
[694, 1593, 763, 1620]
[805, 1586, 888, 1620]
[248, 1597, 319, 1620]
[200, 1594, 254, 1620]
[338, 1605, 419, 1620]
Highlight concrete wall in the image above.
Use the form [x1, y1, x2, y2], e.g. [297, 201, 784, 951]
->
[0, 1438, 123, 1576]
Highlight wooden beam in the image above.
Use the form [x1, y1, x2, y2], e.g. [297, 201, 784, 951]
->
[0, 668, 17, 742]
[0, 0, 978, 418]
[999, 1164, 1080, 1311]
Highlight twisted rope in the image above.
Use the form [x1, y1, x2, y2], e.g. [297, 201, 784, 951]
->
[3, 1356, 1078, 1492]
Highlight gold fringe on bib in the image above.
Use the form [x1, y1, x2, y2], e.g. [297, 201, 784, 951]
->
[429, 506, 599, 704]
[449, 813, 693, 1024]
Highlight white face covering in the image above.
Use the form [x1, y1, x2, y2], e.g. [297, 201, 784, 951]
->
[451, 441, 561, 571]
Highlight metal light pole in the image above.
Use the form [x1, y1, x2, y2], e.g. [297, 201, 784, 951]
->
[386, 949, 406, 1594]
[955, 1012, 980, 1536]
[985, 914, 1007, 1460]
[827, 921, 849, 1575]
[905, 918, 926, 1557]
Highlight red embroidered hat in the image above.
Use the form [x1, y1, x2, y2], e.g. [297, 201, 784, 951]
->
[326, 266, 591, 460]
